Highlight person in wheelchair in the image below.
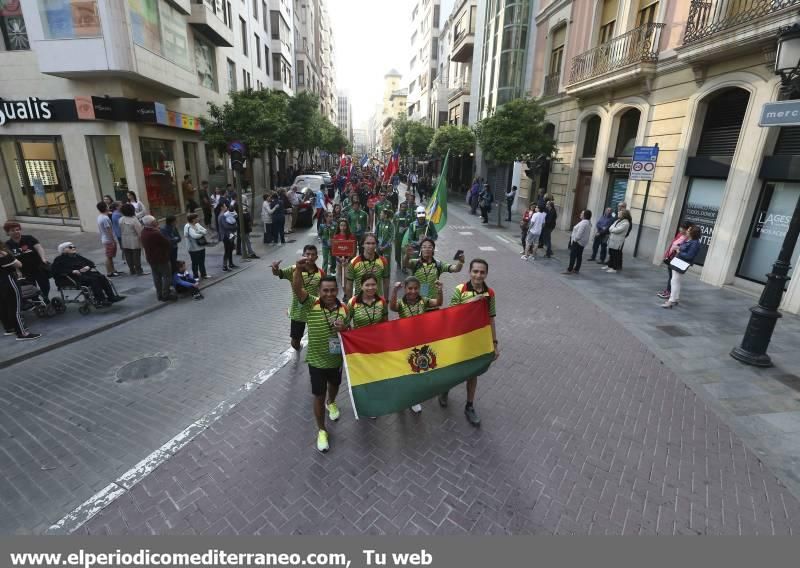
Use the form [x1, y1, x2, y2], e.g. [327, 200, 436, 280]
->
[51, 242, 126, 307]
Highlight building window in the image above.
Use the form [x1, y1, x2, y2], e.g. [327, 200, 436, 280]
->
[240, 16, 247, 54]
[88, 136, 128, 202]
[297, 59, 304, 86]
[637, 0, 659, 26]
[242, 68, 251, 89]
[270, 10, 280, 39]
[614, 108, 640, 157]
[255, 33, 261, 67]
[227, 58, 236, 91]
[582, 115, 601, 158]
[140, 138, 179, 219]
[194, 34, 217, 90]
[265, 45, 269, 74]
[262, 0, 267, 32]
[549, 25, 566, 78]
[433, 5, 440, 27]
[0, 0, 29, 50]
[226, 1, 232, 29]
[598, 0, 617, 44]
[252, 0, 257, 19]
[38, 0, 101, 39]
[272, 52, 281, 81]
[129, 0, 190, 69]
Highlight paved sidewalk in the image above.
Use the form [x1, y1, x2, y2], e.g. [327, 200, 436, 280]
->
[1, 226, 264, 368]
[458, 198, 800, 500]
[77, 202, 800, 535]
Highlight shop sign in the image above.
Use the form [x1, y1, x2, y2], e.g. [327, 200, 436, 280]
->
[759, 100, 800, 127]
[606, 158, 631, 174]
[0, 97, 53, 126]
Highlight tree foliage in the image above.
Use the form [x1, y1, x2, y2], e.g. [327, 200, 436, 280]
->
[428, 125, 476, 158]
[390, 115, 411, 154]
[474, 97, 556, 163]
[405, 122, 435, 158]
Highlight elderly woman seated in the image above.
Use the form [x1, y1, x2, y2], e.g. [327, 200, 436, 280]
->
[51, 242, 125, 307]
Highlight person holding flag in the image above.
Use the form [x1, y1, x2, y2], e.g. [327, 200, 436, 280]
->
[405, 206, 439, 250]
[439, 258, 500, 426]
[403, 149, 449, 253]
[292, 261, 347, 453]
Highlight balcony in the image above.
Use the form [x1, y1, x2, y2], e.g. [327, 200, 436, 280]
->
[678, 0, 800, 64]
[542, 73, 561, 97]
[566, 22, 664, 95]
[448, 79, 471, 103]
[451, 27, 475, 62]
[188, 0, 234, 47]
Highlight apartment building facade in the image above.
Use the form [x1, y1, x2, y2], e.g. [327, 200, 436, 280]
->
[407, 0, 454, 124]
[0, 0, 297, 232]
[337, 92, 352, 143]
[293, 0, 336, 125]
[531, 0, 800, 313]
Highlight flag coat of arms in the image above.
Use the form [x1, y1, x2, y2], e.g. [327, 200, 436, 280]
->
[340, 298, 495, 418]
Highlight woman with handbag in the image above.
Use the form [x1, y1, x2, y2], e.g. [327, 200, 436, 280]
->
[184, 213, 210, 280]
[661, 226, 702, 308]
[658, 222, 691, 300]
[605, 210, 632, 273]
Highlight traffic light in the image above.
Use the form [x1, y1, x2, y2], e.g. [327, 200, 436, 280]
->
[230, 149, 244, 172]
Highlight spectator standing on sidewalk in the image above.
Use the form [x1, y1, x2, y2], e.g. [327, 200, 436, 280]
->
[110, 202, 123, 250]
[468, 179, 480, 215]
[542, 200, 558, 258]
[605, 210, 632, 274]
[589, 208, 614, 264]
[184, 213, 210, 280]
[4, 222, 51, 304]
[270, 193, 286, 245]
[140, 216, 176, 302]
[661, 226, 701, 309]
[658, 222, 691, 300]
[291, 262, 347, 453]
[199, 181, 212, 227]
[160, 215, 181, 273]
[287, 187, 300, 234]
[505, 186, 517, 222]
[0, 242, 40, 341]
[522, 205, 547, 261]
[119, 203, 145, 276]
[519, 204, 534, 254]
[127, 191, 145, 221]
[261, 193, 274, 244]
[563, 210, 592, 275]
[182, 175, 197, 213]
[217, 203, 238, 272]
[240, 205, 259, 259]
[96, 202, 121, 278]
[478, 184, 493, 224]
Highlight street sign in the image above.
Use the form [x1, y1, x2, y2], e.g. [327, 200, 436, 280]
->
[759, 100, 800, 127]
[630, 145, 659, 181]
[227, 140, 246, 154]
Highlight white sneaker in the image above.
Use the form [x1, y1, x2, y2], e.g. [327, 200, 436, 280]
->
[411, 404, 422, 414]
[520, 255, 528, 260]
[606, 268, 617, 273]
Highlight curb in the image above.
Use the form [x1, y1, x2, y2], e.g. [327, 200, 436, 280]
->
[0, 262, 254, 371]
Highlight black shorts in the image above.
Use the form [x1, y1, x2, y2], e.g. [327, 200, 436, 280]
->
[308, 365, 342, 396]
[290, 319, 306, 341]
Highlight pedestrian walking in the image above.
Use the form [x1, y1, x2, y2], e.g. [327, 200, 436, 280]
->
[468, 178, 480, 215]
[184, 213, 210, 280]
[505, 185, 517, 222]
[563, 210, 592, 275]
[347, 200, 368, 255]
[394, 202, 412, 271]
[605, 210, 632, 274]
[403, 238, 463, 303]
[439, 259, 499, 426]
[140, 216, 176, 302]
[658, 222, 692, 300]
[478, 184, 493, 224]
[272, 245, 326, 354]
[291, 262, 347, 453]
[589, 208, 614, 264]
[661, 226, 702, 308]
[319, 211, 336, 274]
[542, 200, 557, 258]
[0, 242, 40, 340]
[240, 205, 259, 259]
[375, 208, 395, 279]
[217, 202, 238, 272]
[119, 203, 146, 275]
[173, 261, 204, 301]
[160, 215, 181, 273]
[522, 205, 547, 261]
[346, 233, 390, 300]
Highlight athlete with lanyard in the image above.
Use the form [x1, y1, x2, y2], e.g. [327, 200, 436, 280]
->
[345, 233, 389, 301]
[272, 244, 325, 355]
[389, 276, 443, 413]
[439, 258, 499, 426]
[292, 261, 348, 453]
[403, 238, 464, 305]
[345, 274, 388, 329]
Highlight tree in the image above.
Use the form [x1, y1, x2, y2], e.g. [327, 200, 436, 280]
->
[285, 91, 321, 166]
[405, 122, 435, 158]
[391, 115, 411, 154]
[428, 125, 476, 158]
[474, 97, 556, 163]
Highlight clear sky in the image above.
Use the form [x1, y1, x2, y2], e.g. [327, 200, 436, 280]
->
[329, 0, 411, 129]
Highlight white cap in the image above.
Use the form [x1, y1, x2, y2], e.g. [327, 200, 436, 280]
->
[58, 242, 74, 254]
[415, 206, 426, 216]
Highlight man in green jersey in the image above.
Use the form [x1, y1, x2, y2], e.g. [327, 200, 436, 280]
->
[292, 261, 347, 453]
[393, 202, 411, 271]
[375, 208, 395, 279]
[347, 200, 369, 254]
[272, 244, 325, 354]
[405, 206, 438, 252]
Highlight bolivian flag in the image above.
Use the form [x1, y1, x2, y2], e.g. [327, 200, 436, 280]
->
[340, 298, 494, 418]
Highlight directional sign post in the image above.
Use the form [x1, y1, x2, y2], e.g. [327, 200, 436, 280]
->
[631, 144, 659, 257]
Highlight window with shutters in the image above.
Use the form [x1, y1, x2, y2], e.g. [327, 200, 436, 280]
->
[636, 0, 658, 27]
[582, 115, 601, 158]
[549, 25, 566, 77]
[598, 0, 617, 44]
[695, 89, 750, 157]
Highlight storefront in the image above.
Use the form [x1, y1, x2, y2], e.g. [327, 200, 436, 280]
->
[737, 126, 800, 288]
[604, 158, 630, 213]
[0, 95, 205, 229]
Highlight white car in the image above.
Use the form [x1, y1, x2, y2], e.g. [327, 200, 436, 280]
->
[291, 174, 325, 193]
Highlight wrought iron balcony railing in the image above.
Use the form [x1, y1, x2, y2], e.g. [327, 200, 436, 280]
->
[542, 73, 561, 97]
[684, 0, 800, 44]
[568, 22, 665, 85]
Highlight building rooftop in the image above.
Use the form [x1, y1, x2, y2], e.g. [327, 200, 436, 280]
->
[385, 68, 402, 77]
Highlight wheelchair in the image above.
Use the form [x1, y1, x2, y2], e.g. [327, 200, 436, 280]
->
[18, 277, 65, 318]
[53, 273, 117, 315]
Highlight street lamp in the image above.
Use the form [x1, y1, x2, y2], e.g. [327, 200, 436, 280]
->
[730, 25, 800, 367]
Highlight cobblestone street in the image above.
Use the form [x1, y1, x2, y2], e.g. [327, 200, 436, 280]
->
[24, 202, 795, 536]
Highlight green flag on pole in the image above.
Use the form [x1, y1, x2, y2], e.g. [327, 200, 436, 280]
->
[402, 149, 450, 248]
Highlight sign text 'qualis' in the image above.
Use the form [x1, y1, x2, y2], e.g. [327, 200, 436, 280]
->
[0, 97, 52, 126]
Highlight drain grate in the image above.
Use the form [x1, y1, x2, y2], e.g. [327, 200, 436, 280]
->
[655, 325, 692, 337]
[116, 286, 150, 295]
[116, 356, 171, 383]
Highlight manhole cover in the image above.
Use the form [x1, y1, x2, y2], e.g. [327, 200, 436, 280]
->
[655, 325, 691, 337]
[116, 356, 170, 382]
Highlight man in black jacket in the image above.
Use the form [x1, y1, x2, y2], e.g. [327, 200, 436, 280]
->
[51, 243, 125, 306]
